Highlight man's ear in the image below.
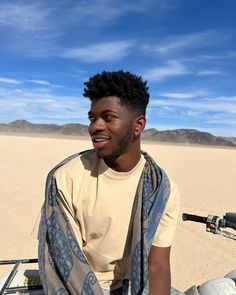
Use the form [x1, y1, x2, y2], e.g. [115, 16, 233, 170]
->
[134, 115, 146, 136]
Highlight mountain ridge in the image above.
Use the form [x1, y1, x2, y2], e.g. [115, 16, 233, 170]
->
[0, 119, 235, 147]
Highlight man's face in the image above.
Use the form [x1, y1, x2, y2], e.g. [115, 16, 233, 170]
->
[88, 96, 137, 160]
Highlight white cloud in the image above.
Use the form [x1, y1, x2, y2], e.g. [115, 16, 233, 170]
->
[0, 77, 60, 87]
[0, 77, 21, 85]
[0, 87, 90, 124]
[147, 97, 236, 136]
[207, 119, 236, 125]
[186, 110, 202, 117]
[0, 0, 171, 33]
[197, 70, 224, 76]
[27, 80, 51, 86]
[65, 0, 174, 28]
[0, 0, 173, 57]
[0, 2, 61, 57]
[159, 90, 211, 99]
[0, 2, 51, 32]
[27, 80, 61, 88]
[199, 51, 236, 60]
[61, 41, 135, 62]
[143, 30, 230, 55]
[149, 95, 236, 114]
[143, 60, 190, 81]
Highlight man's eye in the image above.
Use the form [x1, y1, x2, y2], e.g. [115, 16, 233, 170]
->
[88, 117, 96, 123]
[104, 114, 113, 121]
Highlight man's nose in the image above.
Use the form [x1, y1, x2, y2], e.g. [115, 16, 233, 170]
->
[89, 118, 106, 134]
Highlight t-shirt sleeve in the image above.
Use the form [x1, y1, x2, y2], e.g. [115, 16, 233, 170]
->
[152, 179, 180, 247]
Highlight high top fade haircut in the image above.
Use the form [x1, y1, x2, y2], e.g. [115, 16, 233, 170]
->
[83, 70, 150, 115]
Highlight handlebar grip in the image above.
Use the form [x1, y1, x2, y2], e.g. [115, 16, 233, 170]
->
[182, 213, 207, 224]
[222, 213, 236, 230]
[224, 212, 236, 224]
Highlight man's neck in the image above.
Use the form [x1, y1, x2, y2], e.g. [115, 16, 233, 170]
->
[104, 151, 142, 172]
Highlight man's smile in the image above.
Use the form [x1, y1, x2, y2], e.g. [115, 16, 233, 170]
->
[91, 134, 111, 149]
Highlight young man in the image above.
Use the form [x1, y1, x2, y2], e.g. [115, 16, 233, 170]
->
[38, 70, 180, 295]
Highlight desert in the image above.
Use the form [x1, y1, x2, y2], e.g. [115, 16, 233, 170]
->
[0, 134, 235, 292]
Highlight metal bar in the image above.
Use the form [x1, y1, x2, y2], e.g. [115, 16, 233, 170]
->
[5, 284, 43, 293]
[221, 230, 236, 241]
[0, 259, 38, 266]
[0, 261, 21, 295]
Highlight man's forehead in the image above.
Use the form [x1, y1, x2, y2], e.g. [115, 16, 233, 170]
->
[88, 97, 134, 117]
[90, 96, 122, 108]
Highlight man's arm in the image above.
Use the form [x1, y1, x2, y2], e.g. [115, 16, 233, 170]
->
[148, 245, 171, 295]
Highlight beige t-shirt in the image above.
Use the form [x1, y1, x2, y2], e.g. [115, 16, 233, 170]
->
[35, 150, 180, 289]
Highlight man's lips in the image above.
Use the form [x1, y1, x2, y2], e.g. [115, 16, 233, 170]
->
[91, 135, 111, 149]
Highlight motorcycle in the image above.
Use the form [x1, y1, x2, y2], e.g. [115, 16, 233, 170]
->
[180, 212, 236, 295]
[1, 212, 236, 295]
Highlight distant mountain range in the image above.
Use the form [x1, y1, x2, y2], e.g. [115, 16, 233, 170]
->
[0, 119, 89, 136]
[0, 119, 235, 147]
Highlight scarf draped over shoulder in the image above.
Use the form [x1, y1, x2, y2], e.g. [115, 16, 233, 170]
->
[38, 150, 170, 295]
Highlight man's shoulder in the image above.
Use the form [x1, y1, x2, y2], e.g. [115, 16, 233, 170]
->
[53, 149, 97, 178]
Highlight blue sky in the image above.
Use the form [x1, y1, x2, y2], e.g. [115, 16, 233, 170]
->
[0, 0, 235, 136]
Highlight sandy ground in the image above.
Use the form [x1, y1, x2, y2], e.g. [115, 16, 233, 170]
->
[0, 134, 235, 292]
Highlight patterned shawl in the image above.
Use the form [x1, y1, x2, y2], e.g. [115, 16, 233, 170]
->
[38, 150, 170, 295]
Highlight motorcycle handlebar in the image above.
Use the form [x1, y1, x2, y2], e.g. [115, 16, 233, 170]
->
[182, 212, 236, 231]
[182, 213, 207, 224]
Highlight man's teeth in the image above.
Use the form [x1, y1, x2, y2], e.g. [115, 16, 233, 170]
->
[94, 138, 107, 142]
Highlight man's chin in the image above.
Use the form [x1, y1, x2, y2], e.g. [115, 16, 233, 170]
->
[94, 149, 106, 158]
[95, 149, 116, 162]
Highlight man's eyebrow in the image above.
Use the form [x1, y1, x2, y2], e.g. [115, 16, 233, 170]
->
[88, 109, 117, 116]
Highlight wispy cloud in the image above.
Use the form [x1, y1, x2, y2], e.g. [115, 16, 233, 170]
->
[159, 90, 211, 99]
[207, 118, 236, 125]
[0, 0, 171, 33]
[199, 51, 236, 60]
[61, 41, 135, 62]
[0, 87, 90, 124]
[149, 95, 236, 114]
[147, 94, 236, 136]
[63, 0, 175, 28]
[0, 0, 173, 57]
[0, 77, 21, 85]
[0, 2, 61, 57]
[0, 77, 60, 87]
[27, 80, 60, 87]
[142, 30, 231, 56]
[26, 80, 50, 86]
[197, 70, 224, 76]
[0, 2, 51, 32]
[142, 60, 190, 81]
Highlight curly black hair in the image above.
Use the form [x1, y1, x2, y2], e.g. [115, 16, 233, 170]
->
[83, 70, 149, 115]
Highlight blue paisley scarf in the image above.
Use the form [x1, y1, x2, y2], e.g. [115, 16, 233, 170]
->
[38, 150, 170, 295]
